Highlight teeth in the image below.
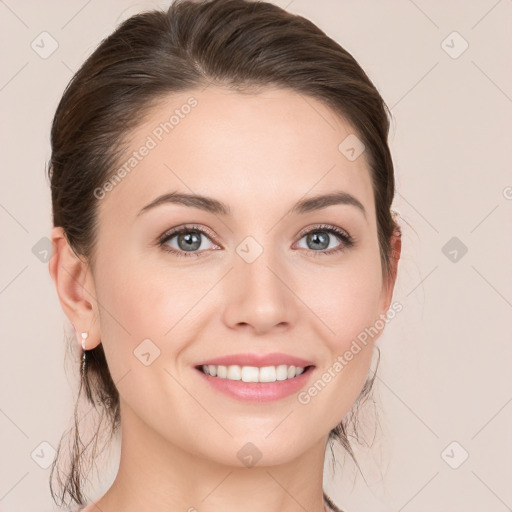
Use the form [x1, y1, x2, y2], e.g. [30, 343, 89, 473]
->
[259, 366, 276, 382]
[241, 366, 259, 382]
[201, 364, 306, 382]
[227, 365, 241, 380]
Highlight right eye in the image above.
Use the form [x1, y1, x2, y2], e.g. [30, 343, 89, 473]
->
[158, 225, 220, 258]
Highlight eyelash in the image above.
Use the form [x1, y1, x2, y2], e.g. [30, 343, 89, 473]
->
[157, 223, 355, 259]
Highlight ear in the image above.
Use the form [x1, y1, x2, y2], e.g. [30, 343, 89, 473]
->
[48, 226, 101, 349]
[378, 224, 402, 314]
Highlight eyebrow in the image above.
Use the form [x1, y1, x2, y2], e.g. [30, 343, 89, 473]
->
[137, 190, 366, 219]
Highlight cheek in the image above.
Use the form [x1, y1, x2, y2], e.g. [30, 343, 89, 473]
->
[293, 253, 382, 421]
[92, 255, 167, 376]
[300, 253, 384, 351]
[93, 251, 207, 376]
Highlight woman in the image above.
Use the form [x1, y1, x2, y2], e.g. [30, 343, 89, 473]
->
[48, 0, 402, 511]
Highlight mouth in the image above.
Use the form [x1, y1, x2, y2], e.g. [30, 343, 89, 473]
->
[192, 353, 316, 402]
[194, 363, 315, 383]
[194, 363, 316, 402]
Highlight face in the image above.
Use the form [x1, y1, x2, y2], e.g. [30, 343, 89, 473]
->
[87, 86, 394, 467]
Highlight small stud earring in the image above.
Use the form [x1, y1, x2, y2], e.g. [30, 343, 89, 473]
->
[81, 332, 88, 351]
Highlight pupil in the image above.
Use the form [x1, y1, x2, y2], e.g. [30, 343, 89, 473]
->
[180, 231, 201, 251]
[309, 232, 328, 250]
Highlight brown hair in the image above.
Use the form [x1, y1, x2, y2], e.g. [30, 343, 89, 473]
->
[48, 0, 400, 507]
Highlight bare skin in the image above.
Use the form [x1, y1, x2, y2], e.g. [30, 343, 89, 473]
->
[49, 86, 400, 512]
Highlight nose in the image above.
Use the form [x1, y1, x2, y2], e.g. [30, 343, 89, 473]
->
[222, 249, 299, 335]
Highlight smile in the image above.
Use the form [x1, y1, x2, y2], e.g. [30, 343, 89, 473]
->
[199, 364, 308, 382]
[194, 364, 315, 402]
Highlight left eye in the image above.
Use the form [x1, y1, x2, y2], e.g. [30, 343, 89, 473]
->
[159, 224, 354, 258]
[296, 230, 342, 252]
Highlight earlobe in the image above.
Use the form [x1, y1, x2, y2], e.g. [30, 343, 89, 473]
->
[48, 226, 100, 349]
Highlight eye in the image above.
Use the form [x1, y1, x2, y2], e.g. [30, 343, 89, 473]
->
[295, 224, 355, 256]
[158, 224, 219, 258]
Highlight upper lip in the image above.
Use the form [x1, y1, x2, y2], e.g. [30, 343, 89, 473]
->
[195, 352, 315, 368]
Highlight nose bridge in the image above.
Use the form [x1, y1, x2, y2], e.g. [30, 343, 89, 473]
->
[223, 234, 297, 331]
[239, 236, 288, 300]
[241, 244, 283, 294]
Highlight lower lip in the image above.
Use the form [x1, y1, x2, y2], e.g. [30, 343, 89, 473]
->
[195, 366, 315, 402]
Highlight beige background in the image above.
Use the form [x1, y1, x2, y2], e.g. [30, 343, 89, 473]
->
[1, 0, 511, 511]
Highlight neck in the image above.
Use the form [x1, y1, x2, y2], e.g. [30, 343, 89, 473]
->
[91, 399, 332, 512]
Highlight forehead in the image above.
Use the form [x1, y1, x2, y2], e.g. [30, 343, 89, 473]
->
[97, 86, 375, 223]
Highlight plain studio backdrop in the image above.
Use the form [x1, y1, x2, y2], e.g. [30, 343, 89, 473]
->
[0, 1, 511, 511]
